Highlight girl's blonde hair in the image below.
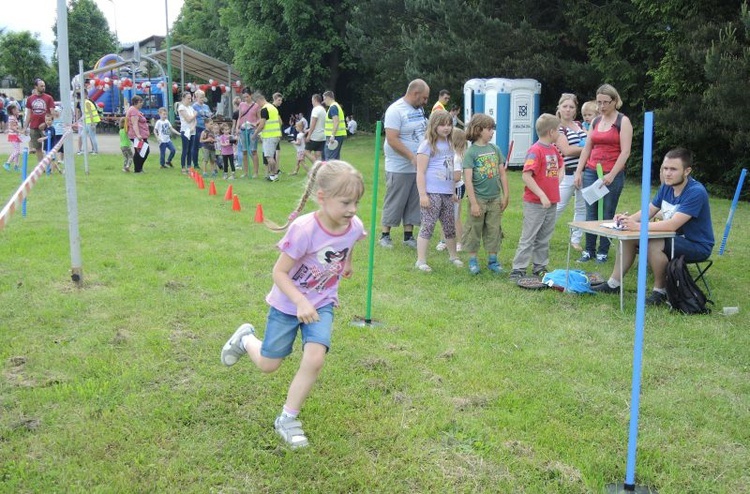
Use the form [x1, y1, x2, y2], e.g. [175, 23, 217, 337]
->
[266, 160, 365, 231]
[425, 109, 453, 155]
[452, 128, 467, 159]
[118, 117, 126, 129]
[465, 113, 495, 142]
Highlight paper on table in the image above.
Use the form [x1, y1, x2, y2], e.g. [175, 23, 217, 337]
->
[600, 222, 624, 230]
[582, 179, 609, 205]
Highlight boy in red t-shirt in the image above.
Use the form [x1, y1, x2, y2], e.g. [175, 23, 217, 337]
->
[510, 114, 564, 280]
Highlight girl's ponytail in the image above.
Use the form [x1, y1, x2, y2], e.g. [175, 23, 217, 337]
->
[265, 161, 327, 231]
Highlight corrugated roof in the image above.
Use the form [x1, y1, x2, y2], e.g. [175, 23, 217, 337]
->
[149, 45, 241, 85]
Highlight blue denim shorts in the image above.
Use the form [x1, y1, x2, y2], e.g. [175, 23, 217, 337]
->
[261, 303, 334, 358]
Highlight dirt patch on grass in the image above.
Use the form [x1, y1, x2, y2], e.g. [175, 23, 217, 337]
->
[452, 395, 491, 411]
[358, 357, 390, 371]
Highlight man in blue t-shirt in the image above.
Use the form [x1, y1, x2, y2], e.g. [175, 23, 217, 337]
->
[593, 148, 714, 306]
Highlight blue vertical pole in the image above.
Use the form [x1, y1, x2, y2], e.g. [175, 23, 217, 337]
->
[719, 168, 747, 255]
[21, 149, 29, 217]
[46, 131, 53, 175]
[623, 111, 654, 489]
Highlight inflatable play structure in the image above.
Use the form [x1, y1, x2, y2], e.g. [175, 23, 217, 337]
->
[85, 54, 168, 119]
[463, 78, 541, 167]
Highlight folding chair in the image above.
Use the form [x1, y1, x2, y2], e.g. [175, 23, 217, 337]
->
[687, 259, 713, 299]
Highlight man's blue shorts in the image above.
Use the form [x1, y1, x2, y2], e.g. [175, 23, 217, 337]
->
[664, 236, 712, 263]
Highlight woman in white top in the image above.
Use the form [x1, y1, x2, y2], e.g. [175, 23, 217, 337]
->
[177, 91, 196, 172]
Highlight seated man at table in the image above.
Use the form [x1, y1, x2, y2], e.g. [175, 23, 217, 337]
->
[592, 148, 714, 306]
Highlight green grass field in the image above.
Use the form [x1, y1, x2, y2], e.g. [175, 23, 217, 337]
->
[1, 136, 748, 493]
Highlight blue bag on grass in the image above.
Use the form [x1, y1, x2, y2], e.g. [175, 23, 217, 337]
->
[542, 269, 596, 294]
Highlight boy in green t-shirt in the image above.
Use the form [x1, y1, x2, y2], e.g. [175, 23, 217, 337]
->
[119, 117, 133, 172]
[462, 114, 510, 275]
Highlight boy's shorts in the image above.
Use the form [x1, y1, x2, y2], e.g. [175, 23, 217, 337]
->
[260, 303, 334, 359]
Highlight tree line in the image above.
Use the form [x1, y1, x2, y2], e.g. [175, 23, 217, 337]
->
[170, 0, 749, 197]
[1, 0, 747, 196]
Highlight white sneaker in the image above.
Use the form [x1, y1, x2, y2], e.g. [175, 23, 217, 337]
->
[275, 415, 309, 448]
[220, 323, 255, 366]
[435, 240, 447, 251]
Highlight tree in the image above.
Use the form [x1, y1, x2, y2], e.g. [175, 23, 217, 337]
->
[222, 0, 352, 98]
[172, 0, 233, 63]
[53, 0, 117, 71]
[0, 31, 49, 93]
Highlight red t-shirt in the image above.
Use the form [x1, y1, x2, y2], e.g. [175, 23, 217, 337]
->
[25, 93, 56, 130]
[522, 141, 562, 204]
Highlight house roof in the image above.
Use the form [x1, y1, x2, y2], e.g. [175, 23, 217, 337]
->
[149, 45, 241, 85]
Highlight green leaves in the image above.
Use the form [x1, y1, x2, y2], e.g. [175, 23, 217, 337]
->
[53, 0, 117, 71]
[0, 32, 48, 93]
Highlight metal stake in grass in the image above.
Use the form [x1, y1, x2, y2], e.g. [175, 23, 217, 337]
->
[605, 111, 658, 494]
[352, 120, 383, 328]
[719, 167, 747, 255]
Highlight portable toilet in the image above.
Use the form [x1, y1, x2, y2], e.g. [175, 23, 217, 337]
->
[483, 78, 542, 167]
[462, 79, 486, 126]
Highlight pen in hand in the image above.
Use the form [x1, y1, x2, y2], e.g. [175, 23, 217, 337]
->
[615, 212, 629, 228]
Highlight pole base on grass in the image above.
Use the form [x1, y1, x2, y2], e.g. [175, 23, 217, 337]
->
[350, 317, 382, 328]
[606, 483, 657, 493]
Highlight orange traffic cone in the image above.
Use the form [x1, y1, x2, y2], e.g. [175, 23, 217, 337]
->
[254, 203, 264, 223]
[198, 174, 205, 189]
[232, 194, 241, 212]
[224, 184, 233, 201]
[208, 180, 217, 196]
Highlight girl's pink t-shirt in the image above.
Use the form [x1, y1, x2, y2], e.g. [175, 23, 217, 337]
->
[266, 211, 366, 315]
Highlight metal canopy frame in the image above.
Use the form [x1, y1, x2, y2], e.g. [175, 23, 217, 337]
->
[148, 44, 241, 87]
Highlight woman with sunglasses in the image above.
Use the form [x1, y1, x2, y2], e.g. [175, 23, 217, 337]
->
[573, 84, 633, 263]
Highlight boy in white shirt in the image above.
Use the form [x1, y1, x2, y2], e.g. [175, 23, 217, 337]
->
[153, 107, 180, 168]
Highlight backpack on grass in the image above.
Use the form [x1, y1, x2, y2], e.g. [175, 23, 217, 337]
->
[666, 255, 711, 314]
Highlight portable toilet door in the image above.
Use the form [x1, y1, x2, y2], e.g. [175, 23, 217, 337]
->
[506, 79, 542, 167]
[463, 79, 486, 126]
[483, 78, 510, 155]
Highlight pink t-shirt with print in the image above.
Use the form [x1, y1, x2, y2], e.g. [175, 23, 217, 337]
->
[266, 211, 366, 315]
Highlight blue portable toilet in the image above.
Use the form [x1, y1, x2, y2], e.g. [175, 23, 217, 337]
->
[462, 79, 486, 126]
[482, 78, 541, 167]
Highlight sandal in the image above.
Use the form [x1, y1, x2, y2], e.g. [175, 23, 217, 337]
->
[468, 258, 480, 275]
[449, 257, 464, 267]
[275, 415, 309, 448]
[414, 261, 432, 272]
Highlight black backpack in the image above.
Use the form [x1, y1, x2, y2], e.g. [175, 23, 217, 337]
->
[666, 255, 711, 314]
